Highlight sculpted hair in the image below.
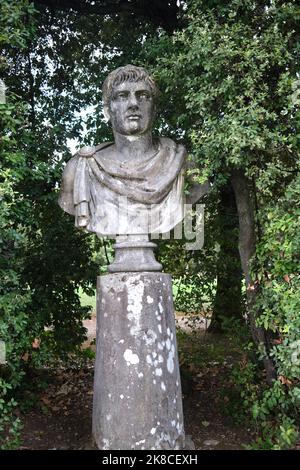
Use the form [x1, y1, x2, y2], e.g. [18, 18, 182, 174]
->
[102, 65, 158, 106]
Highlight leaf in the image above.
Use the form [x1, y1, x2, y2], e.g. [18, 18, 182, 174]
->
[21, 352, 29, 362]
[32, 338, 41, 349]
[202, 420, 210, 427]
[278, 375, 292, 386]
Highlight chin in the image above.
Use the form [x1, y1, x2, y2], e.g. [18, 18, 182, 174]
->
[126, 125, 143, 134]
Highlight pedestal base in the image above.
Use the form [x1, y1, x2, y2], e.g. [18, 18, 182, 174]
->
[92, 272, 185, 450]
[108, 235, 162, 273]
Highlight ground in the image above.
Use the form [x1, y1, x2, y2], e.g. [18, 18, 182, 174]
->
[16, 313, 256, 450]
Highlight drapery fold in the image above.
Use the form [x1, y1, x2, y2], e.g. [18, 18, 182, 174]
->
[59, 137, 186, 235]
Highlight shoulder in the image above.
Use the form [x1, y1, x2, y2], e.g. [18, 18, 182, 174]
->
[61, 146, 98, 181]
[63, 143, 113, 169]
[159, 137, 187, 154]
[80, 142, 113, 158]
[68, 143, 113, 161]
[158, 137, 187, 161]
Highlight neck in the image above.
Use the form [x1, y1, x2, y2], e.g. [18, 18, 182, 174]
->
[113, 132, 154, 160]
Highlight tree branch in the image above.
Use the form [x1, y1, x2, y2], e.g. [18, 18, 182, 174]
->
[26, 49, 36, 130]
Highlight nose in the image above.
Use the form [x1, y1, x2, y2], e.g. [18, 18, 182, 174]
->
[127, 93, 138, 110]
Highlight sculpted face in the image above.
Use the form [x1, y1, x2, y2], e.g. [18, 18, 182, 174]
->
[107, 81, 155, 136]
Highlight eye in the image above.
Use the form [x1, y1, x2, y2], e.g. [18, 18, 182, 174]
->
[138, 91, 151, 100]
[114, 92, 128, 100]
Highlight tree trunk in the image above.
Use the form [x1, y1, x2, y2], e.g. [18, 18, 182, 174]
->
[208, 184, 243, 333]
[231, 170, 276, 385]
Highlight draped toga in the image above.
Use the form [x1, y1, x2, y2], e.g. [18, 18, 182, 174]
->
[58, 137, 186, 236]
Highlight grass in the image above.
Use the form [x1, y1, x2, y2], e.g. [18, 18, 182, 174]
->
[78, 281, 208, 313]
[176, 328, 243, 368]
[78, 287, 96, 312]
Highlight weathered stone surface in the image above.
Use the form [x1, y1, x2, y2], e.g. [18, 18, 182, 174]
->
[92, 272, 185, 450]
[108, 235, 162, 273]
[58, 65, 186, 240]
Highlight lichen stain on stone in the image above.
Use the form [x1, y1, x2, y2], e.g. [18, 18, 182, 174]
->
[102, 438, 110, 450]
[146, 354, 153, 365]
[136, 439, 146, 446]
[126, 275, 144, 336]
[176, 422, 182, 432]
[154, 431, 172, 449]
[123, 348, 139, 365]
[146, 295, 154, 304]
[167, 349, 175, 374]
[142, 329, 157, 346]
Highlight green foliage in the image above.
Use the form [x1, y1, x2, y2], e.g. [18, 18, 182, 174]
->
[0, 0, 99, 448]
[156, 192, 219, 316]
[0, 395, 22, 450]
[1, 0, 299, 450]
[229, 173, 300, 445]
[144, 0, 299, 182]
[141, 0, 300, 448]
[0, 1, 38, 448]
[249, 415, 298, 450]
[248, 175, 300, 448]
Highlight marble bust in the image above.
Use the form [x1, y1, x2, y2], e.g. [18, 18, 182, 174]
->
[58, 65, 186, 238]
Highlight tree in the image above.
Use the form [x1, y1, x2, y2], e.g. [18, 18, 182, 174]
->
[144, 0, 299, 376]
[0, 0, 37, 449]
[140, 0, 300, 446]
[2, 0, 299, 449]
[209, 183, 243, 332]
[33, 0, 182, 33]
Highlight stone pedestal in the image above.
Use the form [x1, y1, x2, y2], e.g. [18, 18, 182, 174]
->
[92, 272, 185, 450]
[108, 235, 162, 273]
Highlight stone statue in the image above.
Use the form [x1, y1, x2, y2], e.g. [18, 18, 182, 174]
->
[58, 65, 209, 272]
[58, 65, 203, 450]
[58, 65, 186, 240]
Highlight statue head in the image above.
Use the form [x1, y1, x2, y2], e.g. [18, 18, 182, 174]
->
[102, 65, 158, 137]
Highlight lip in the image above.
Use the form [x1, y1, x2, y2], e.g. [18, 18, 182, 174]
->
[127, 115, 141, 119]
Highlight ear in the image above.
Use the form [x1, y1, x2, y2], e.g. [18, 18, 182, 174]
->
[103, 105, 110, 122]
